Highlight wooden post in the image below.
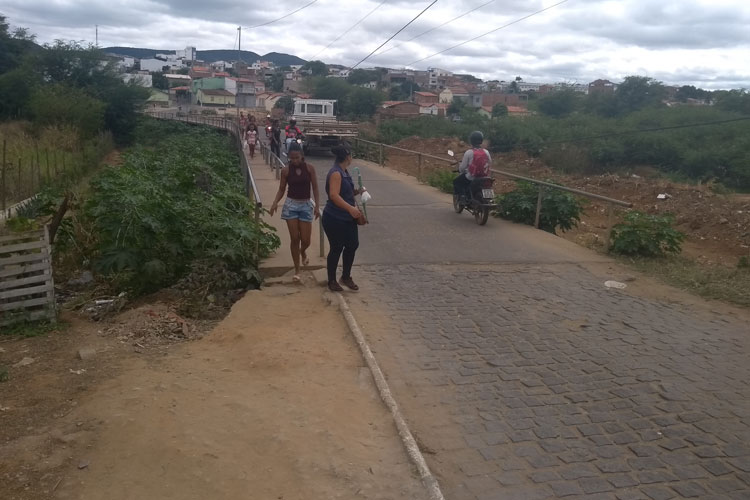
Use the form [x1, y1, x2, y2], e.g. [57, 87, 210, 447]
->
[17, 157, 22, 200]
[1, 139, 6, 212]
[45, 149, 50, 181]
[534, 185, 543, 229]
[35, 144, 41, 188]
[606, 202, 615, 248]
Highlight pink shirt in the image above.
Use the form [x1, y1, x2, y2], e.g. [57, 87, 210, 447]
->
[246, 130, 257, 144]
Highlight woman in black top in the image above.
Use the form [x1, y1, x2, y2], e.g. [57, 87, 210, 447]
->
[322, 144, 365, 292]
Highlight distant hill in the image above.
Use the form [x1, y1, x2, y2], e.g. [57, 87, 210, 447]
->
[102, 47, 306, 67]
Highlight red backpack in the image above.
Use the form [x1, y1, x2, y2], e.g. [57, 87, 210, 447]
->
[468, 148, 490, 177]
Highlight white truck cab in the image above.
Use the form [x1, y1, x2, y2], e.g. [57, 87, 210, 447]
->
[293, 99, 337, 120]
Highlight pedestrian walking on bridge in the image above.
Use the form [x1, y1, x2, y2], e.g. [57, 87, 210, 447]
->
[269, 142, 320, 283]
[322, 144, 366, 292]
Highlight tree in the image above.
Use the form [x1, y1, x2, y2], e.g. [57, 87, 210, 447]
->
[615, 76, 665, 114]
[311, 76, 351, 103]
[508, 80, 519, 94]
[537, 90, 580, 117]
[28, 84, 106, 138]
[348, 68, 379, 86]
[346, 87, 383, 118]
[152, 72, 169, 90]
[714, 90, 750, 115]
[275, 95, 294, 114]
[675, 85, 710, 103]
[492, 103, 508, 118]
[267, 71, 284, 92]
[448, 99, 467, 116]
[302, 60, 328, 77]
[388, 81, 419, 101]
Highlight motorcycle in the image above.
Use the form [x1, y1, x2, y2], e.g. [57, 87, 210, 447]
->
[448, 150, 497, 226]
[265, 125, 272, 139]
[284, 134, 306, 156]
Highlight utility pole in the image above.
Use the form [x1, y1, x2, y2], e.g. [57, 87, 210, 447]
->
[95, 25, 98, 47]
[237, 26, 241, 118]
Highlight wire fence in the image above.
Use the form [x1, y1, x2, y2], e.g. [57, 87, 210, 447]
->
[1, 131, 113, 219]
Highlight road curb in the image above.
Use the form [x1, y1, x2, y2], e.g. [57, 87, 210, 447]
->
[334, 292, 445, 500]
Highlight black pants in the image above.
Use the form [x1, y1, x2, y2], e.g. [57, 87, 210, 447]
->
[270, 140, 280, 158]
[453, 173, 471, 197]
[322, 214, 359, 283]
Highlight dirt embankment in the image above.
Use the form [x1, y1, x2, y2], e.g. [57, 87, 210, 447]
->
[389, 137, 750, 266]
[0, 281, 427, 500]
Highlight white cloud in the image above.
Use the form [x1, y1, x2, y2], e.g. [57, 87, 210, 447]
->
[3, 0, 749, 88]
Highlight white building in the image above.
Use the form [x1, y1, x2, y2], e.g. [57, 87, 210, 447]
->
[121, 73, 153, 87]
[140, 58, 171, 72]
[211, 60, 233, 72]
[176, 46, 196, 61]
[428, 67, 453, 88]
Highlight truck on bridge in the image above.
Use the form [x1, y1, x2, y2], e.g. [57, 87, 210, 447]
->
[292, 98, 357, 154]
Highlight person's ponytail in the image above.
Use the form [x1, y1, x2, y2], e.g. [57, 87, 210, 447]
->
[331, 144, 351, 163]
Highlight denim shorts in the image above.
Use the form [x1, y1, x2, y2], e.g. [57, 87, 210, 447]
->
[281, 198, 314, 223]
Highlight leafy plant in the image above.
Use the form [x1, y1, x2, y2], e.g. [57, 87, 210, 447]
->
[426, 169, 455, 193]
[494, 180, 584, 234]
[610, 211, 685, 257]
[81, 118, 280, 294]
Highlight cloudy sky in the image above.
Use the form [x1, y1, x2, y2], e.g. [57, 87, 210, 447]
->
[3, 0, 749, 89]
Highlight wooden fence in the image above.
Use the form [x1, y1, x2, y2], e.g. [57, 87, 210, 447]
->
[0, 226, 56, 327]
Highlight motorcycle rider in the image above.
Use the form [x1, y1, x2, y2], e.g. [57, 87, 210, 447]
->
[265, 114, 273, 139]
[454, 130, 491, 200]
[285, 119, 304, 154]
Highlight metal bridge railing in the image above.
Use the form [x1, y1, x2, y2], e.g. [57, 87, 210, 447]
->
[353, 137, 632, 239]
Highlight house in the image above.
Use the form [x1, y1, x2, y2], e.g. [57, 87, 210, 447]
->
[478, 106, 494, 119]
[146, 89, 169, 109]
[588, 79, 617, 94]
[414, 91, 439, 106]
[439, 88, 453, 104]
[211, 60, 233, 72]
[482, 93, 528, 108]
[420, 102, 449, 117]
[233, 78, 258, 108]
[196, 88, 235, 107]
[169, 86, 192, 105]
[507, 106, 531, 116]
[256, 92, 285, 112]
[165, 74, 192, 88]
[189, 66, 213, 79]
[467, 90, 483, 108]
[377, 101, 420, 120]
[428, 67, 453, 89]
[358, 81, 379, 90]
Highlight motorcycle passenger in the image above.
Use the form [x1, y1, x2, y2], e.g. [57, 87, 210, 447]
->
[454, 130, 491, 200]
[285, 119, 303, 154]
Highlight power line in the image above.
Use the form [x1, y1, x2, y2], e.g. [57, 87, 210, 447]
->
[408, 0, 571, 66]
[350, 0, 439, 70]
[374, 0, 495, 58]
[311, 0, 389, 60]
[244, 0, 319, 29]
[541, 116, 750, 146]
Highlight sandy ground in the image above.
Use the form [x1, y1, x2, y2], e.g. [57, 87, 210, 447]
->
[0, 280, 428, 500]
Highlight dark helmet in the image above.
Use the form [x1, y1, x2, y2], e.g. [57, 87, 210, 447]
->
[469, 131, 484, 147]
[290, 119, 297, 126]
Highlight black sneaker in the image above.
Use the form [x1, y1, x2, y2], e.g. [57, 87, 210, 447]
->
[328, 280, 344, 292]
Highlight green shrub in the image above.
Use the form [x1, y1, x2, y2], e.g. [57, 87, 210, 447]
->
[82, 119, 280, 294]
[426, 169, 455, 193]
[494, 180, 584, 234]
[610, 211, 684, 256]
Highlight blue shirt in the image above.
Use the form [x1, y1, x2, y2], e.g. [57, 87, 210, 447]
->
[324, 164, 356, 221]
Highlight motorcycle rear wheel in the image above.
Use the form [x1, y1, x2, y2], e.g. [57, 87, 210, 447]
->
[475, 206, 489, 225]
[452, 194, 464, 214]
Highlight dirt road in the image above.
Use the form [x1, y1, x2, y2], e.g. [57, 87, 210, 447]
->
[1, 281, 427, 500]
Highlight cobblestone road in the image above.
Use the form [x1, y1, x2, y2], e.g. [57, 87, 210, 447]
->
[350, 263, 750, 500]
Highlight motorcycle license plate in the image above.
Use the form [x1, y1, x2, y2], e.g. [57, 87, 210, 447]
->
[482, 188, 494, 199]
